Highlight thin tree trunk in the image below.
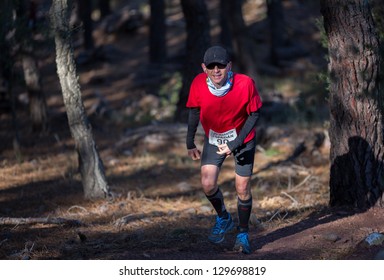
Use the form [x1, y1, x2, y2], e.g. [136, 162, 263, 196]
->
[14, 0, 47, 133]
[175, 0, 210, 122]
[16, 0, 48, 133]
[98, 0, 111, 19]
[50, 0, 110, 200]
[224, 0, 258, 78]
[321, 0, 384, 208]
[22, 54, 48, 133]
[0, 217, 82, 226]
[78, 0, 94, 50]
[267, 0, 287, 65]
[0, 0, 20, 154]
[149, 0, 166, 63]
[219, 0, 233, 55]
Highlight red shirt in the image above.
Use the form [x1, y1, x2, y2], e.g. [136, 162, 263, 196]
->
[186, 72, 262, 144]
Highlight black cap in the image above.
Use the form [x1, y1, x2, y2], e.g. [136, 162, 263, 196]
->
[203, 46, 230, 66]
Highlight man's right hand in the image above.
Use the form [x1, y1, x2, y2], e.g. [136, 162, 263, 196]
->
[188, 148, 201, 160]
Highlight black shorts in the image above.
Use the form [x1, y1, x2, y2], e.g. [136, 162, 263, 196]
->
[201, 136, 256, 177]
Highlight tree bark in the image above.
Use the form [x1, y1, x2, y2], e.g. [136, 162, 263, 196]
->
[50, 0, 110, 200]
[0, 217, 82, 226]
[224, 0, 258, 78]
[0, 0, 20, 152]
[175, 0, 211, 122]
[22, 54, 48, 133]
[98, 0, 111, 19]
[16, 0, 48, 133]
[267, 0, 288, 65]
[149, 0, 166, 63]
[219, 0, 233, 55]
[77, 0, 94, 50]
[321, 0, 384, 208]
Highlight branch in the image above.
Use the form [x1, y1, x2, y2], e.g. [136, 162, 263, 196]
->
[0, 217, 83, 226]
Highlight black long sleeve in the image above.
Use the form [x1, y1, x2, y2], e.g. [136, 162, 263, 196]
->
[227, 110, 260, 152]
[186, 107, 200, 149]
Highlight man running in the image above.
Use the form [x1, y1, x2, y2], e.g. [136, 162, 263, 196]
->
[186, 45, 262, 254]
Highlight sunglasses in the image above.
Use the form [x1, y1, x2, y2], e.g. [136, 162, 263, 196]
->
[206, 63, 227, 70]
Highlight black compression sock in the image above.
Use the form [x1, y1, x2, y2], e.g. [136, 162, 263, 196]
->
[206, 188, 228, 219]
[237, 197, 252, 232]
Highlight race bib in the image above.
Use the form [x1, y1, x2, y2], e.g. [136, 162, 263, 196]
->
[209, 128, 237, 147]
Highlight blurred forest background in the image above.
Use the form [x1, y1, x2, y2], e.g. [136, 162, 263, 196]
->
[1, 0, 384, 260]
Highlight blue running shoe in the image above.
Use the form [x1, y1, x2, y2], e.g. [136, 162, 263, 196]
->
[208, 214, 234, 244]
[233, 232, 252, 254]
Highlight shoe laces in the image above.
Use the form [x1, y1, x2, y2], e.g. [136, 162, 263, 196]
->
[212, 216, 228, 234]
[237, 232, 249, 245]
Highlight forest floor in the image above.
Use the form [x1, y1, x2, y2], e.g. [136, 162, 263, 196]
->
[1, 0, 384, 261]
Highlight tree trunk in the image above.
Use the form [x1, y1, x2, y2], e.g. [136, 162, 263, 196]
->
[149, 0, 166, 63]
[224, 0, 258, 78]
[219, 0, 233, 55]
[22, 54, 48, 133]
[0, 217, 82, 226]
[267, 0, 288, 65]
[98, 0, 111, 19]
[16, 0, 48, 133]
[0, 0, 20, 153]
[77, 0, 94, 50]
[50, 0, 110, 200]
[175, 0, 211, 122]
[321, 0, 384, 208]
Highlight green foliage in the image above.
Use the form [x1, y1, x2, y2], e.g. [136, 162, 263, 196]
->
[370, 0, 384, 91]
[370, 0, 384, 42]
[260, 73, 329, 126]
[120, 71, 183, 127]
[264, 148, 282, 157]
[315, 17, 328, 50]
[159, 71, 182, 106]
[314, 16, 330, 91]
[316, 70, 330, 93]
